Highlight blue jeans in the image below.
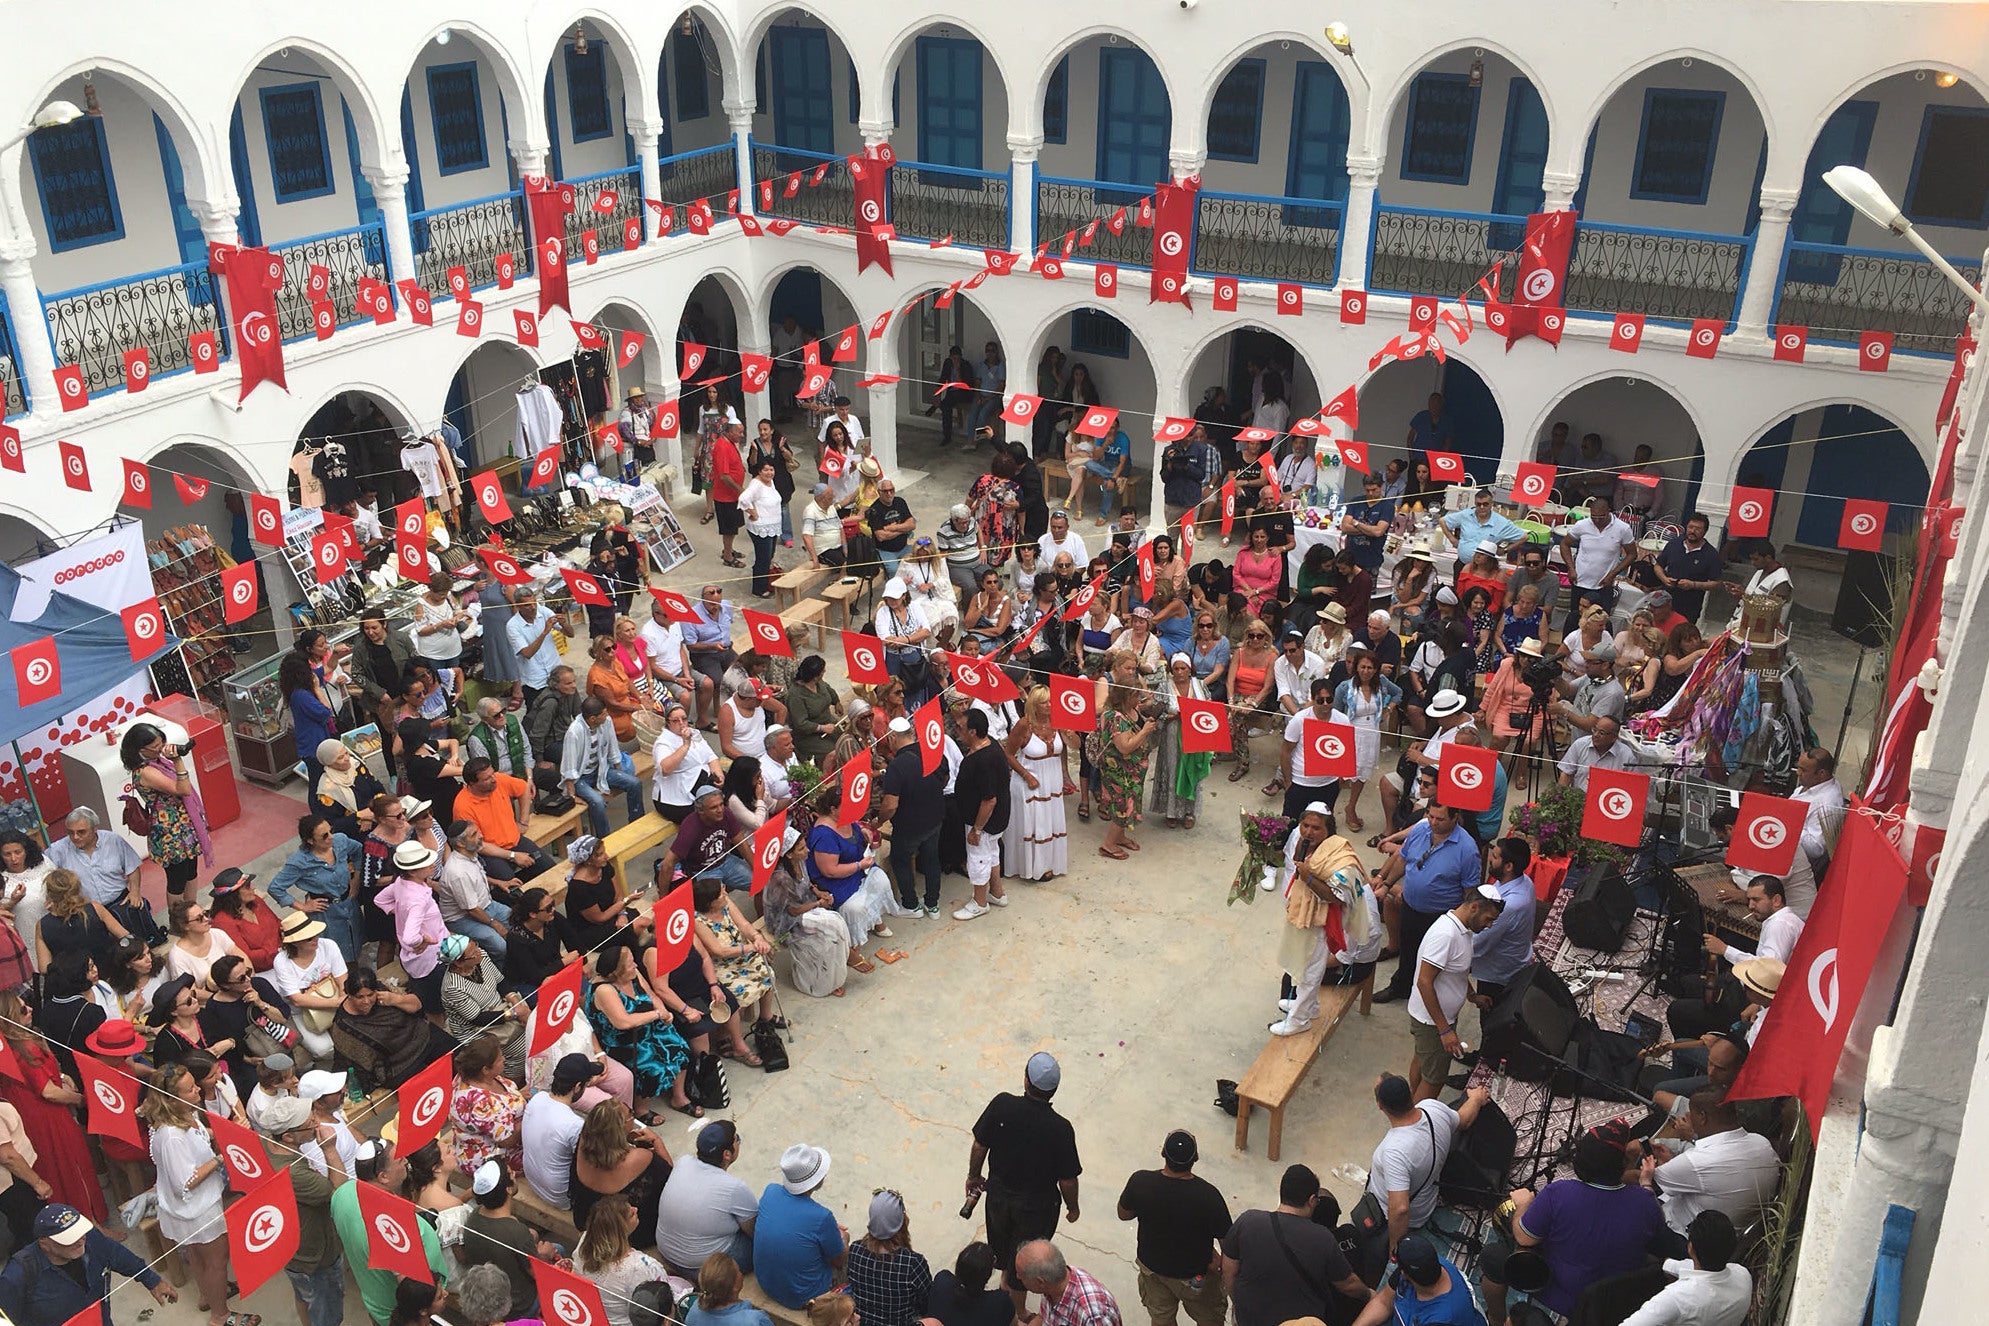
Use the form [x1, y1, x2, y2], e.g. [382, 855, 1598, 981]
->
[573, 751, 645, 836]
[287, 1256, 346, 1326]
[447, 898, 514, 964]
[969, 396, 1001, 436]
[877, 546, 905, 577]
[1084, 459, 1123, 516]
[702, 854, 753, 892]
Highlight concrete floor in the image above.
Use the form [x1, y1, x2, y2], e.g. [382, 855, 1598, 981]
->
[120, 414, 1881, 1325]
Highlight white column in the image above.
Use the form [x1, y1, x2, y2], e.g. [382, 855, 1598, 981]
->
[1170, 150, 1205, 183]
[1008, 135, 1041, 262]
[631, 119, 664, 240]
[1736, 189, 1797, 339]
[510, 140, 548, 181]
[870, 383, 899, 474]
[364, 167, 419, 289]
[0, 241, 58, 417]
[724, 101, 756, 215]
[1336, 155, 1382, 291]
[1541, 168, 1581, 213]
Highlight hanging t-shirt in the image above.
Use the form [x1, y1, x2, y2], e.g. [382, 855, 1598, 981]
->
[314, 437, 358, 506]
[402, 441, 447, 499]
[290, 450, 326, 508]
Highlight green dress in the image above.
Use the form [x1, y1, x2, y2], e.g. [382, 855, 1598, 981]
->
[1096, 708, 1152, 827]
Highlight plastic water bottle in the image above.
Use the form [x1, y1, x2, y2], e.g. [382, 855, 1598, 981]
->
[1330, 1163, 1369, 1188]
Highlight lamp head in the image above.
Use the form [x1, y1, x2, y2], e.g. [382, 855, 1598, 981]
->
[1823, 166, 1906, 234]
[30, 101, 85, 130]
[1324, 22, 1354, 55]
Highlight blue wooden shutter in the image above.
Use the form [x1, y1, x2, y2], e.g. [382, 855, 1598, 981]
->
[260, 83, 335, 201]
[1787, 101, 1877, 282]
[1400, 73, 1480, 184]
[229, 105, 263, 247]
[29, 118, 124, 251]
[673, 33, 710, 121]
[1631, 89, 1725, 204]
[542, 69, 564, 179]
[1043, 57, 1069, 144]
[565, 44, 612, 142]
[349, 99, 384, 226]
[1095, 48, 1169, 189]
[917, 37, 982, 170]
[1905, 106, 1989, 226]
[769, 28, 834, 157]
[1283, 62, 1350, 227]
[1490, 78, 1547, 248]
[153, 115, 207, 266]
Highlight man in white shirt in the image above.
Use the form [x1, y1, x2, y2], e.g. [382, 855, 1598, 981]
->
[1272, 630, 1326, 717]
[1620, 1210, 1752, 1326]
[1558, 496, 1638, 633]
[642, 596, 705, 723]
[436, 819, 511, 962]
[1407, 884, 1507, 1101]
[655, 1120, 760, 1276]
[1280, 677, 1343, 824]
[1366, 1073, 1490, 1251]
[506, 589, 561, 700]
[521, 1054, 598, 1209]
[1668, 876, 1804, 1042]
[1644, 1090, 1781, 1235]
[816, 397, 867, 445]
[1036, 509, 1087, 567]
[1557, 716, 1640, 791]
[1725, 540, 1794, 632]
[1790, 747, 1844, 877]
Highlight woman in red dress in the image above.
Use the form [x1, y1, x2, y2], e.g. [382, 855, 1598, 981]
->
[0, 989, 106, 1222]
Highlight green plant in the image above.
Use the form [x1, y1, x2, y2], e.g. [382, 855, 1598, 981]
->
[1509, 781, 1628, 869]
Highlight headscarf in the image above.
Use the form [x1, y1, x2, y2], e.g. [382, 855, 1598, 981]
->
[314, 739, 361, 812]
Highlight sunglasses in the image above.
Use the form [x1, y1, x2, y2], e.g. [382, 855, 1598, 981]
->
[1246, 632, 1270, 641]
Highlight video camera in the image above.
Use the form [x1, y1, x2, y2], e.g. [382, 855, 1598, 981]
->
[1521, 654, 1562, 693]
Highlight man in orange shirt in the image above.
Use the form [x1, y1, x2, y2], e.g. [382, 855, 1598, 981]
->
[455, 757, 555, 881]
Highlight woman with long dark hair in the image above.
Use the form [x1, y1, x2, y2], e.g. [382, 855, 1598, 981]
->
[283, 650, 338, 790]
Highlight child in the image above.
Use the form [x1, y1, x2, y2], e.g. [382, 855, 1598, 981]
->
[248, 1051, 298, 1131]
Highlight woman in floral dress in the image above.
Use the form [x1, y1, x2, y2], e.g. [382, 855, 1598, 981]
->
[966, 454, 1020, 567]
[448, 1033, 525, 1173]
[1095, 682, 1159, 861]
[120, 722, 211, 900]
[692, 877, 779, 1046]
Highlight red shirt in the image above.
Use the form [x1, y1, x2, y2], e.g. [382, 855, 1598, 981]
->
[710, 437, 745, 502]
[213, 894, 284, 972]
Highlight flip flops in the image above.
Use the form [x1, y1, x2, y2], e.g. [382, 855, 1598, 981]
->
[877, 948, 910, 964]
[1098, 845, 1128, 860]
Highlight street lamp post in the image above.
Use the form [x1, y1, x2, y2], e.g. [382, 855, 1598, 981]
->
[1824, 165, 1989, 317]
[0, 101, 87, 155]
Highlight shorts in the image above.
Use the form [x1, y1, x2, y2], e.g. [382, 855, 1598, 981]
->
[1411, 1017, 1453, 1084]
[986, 1186, 1062, 1288]
[1136, 1264, 1227, 1326]
[715, 501, 743, 534]
[967, 831, 1001, 885]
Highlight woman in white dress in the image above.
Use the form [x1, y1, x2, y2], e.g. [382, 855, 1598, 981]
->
[1149, 655, 1211, 829]
[0, 833, 52, 962]
[163, 898, 244, 987]
[1332, 649, 1404, 834]
[900, 541, 961, 646]
[576, 1194, 672, 1326]
[141, 1062, 238, 1326]
[1003, 688, 1071, 882]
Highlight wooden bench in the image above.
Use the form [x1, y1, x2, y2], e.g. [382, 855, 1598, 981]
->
[445, 1168, 582, 1246]
[526, 805, 586, 854]
[604, 811, 677, 894]
[1232, 973, 1375, 1161]
[1040, 459, 1144, 521]
[781, 597, 829, 651]
[773, 564, 833, 612]
[821, 576, 866, 633]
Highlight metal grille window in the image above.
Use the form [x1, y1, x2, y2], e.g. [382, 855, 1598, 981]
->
[259, 83, 335, 201]
[1905, 106, 1989, 227]
[673, 31, 710, 121]
[1069, 308, 1129, 359]
[1631, 88, 1725, 204]
[1044, 57, 1069, 145]
[1207, 60, 1265, 163]
[565, 43, 612, 142]
[29, 118, 123, 250]
[1400, 73, 1480, 184]
[426, 63, 488, 174]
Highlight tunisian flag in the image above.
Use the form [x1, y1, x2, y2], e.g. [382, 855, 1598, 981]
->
[218, 245, 288, 402]
[852, 153, 893, 277]
[1150, 177, 1198, 304]
[524, 178, 573, 316]
[1730, 808, 1908, 1140]
[1505, 211, 1576, 348]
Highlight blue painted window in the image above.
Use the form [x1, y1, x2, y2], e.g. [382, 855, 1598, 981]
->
[258, 82, 335, 202]
[29, 117, 122, 251]
[541, 70, 564, 179]
[673, 31, 711, 121]
[348, 100, 383, 226]
[1069, 308, 1129, 359]
[917, 37, 982, 170]
[426, 62, 488, 174]
[1631, 88, 1724, 204]
[1207, 60, 1265, 163]
[1905, 105, 1989, 228]
[228, 107, 263, 247]
[1044, 57, 1069, 144]
[1283, 62, 1350, 229]
[769, 28, 834, 156]
[1400, 73, 1480, 184]
[153, 116, 206, 266]
[565, 43, 612, 142]
[1096, 48, 1170, 187]
[1787, 101, 1877, 282]
[1491, 79, 1547, 217]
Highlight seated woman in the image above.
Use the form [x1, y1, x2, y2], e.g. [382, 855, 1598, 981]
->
[330, 966, 455, 1089]
[1289, 543, 1338, 636]
[761, 828, 856, 999]
[586, 942, 698, 1116]
[899, 541, 960, 648]
[687, 1253, 775, 1326]
[311, 739, 385, 840]
[804, 787, 897, 967]
[439, 934, 530, 1080]
[722, 757, 772, 833]
[1454, 542, 1509, 617]
[1638, 621, 1710, 714]
[576, 1194, 673, 1326]
[652, 703, 722, 823]
[501, 887, 570, 996]
[564, 835, 650, 953]
[1231, 525, 1284, 620]
[163, 896, 243, 987]
[692, 878, 779, 1050]
[450, 1032, 527, 1174]
[960, 568, 1015, 654]
[570, 1096, 675, 1244]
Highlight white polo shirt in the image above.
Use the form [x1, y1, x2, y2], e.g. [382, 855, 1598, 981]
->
[1408, 912, 1476, 1029]
[641, 618, 686, 677]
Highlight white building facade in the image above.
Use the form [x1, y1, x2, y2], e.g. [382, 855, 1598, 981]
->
[2, 3, 1989, 1318]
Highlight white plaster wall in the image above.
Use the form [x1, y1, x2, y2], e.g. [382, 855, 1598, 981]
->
[403, 47, 515, 211]
[1844, 72, 1989, 259]
[23, 77, 183, 293]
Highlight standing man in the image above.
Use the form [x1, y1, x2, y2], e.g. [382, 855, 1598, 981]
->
[683, 585, 738, 723]
[1723, 539, 1795, 633]
[1472, 838, 1538, 1005]
[1365, 1075, 1488, 1265]
[954, 709, 1011, 919]
[1221, 1165, 1371, 1326]
[1017, 1240, 1123, 1326]
[1161, 430, 1209, 525]
[1407, 884, 1508, 1100]
[1791, 747, 1844, 878]
[936, 504, 985, 600]
[968, 1053, 1082, 1315]
[1340, 472, 1396, 575]
[970, 340, 1008, 437]
[264, 1095, 348, 1326]
[879, 716, 948, 918]
[1558, 497, 1638, 633]
[332, 1141, 448, 1322]
[1117, 1131, 1232, 1326]
[561, 698, 645, 836]
[0, 1205, 176, 1326]
[1442, 488, 1526, 553]
[1404, 393, 1454, 463]
[1372, 804, 1482, 1005]
[1503, 545, 1563, 626]
[1349, 1233, 1484, 1326]
[1653, 512, 1725, 630]
[619, 386, 657, 468]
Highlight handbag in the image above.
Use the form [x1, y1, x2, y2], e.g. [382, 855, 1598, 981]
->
[1349, 1112, 1441, 1285]
[292, 976, 344, 1035]
[120, 787, 152, 837]
[244, 1009, 300, 1059]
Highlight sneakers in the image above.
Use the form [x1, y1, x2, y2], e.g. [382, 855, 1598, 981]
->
[953, 901, 990, 921]
[871, 925, 894, 939]
[1277, 998, 1297, 1014]
[988, 893, 1009, 908]
[924, 904, 942, 919]
[1268, 1016, 1315, 1037]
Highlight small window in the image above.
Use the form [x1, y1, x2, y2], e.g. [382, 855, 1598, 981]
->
[426, 63, 488, 174]
[1044, 56, 1069, 144]
[1906, 106, 1989, 228]
[1069, 308, 1129, 359]
[28, 117, 123, 250]
[1632, 88, 1725, 204]
[1207, 60, 1266, 163]
[258, 82, 335, 202]
[1400, 73, 1480, 184]
[565, 43, 612, 142]
[673, 32, 710, 122]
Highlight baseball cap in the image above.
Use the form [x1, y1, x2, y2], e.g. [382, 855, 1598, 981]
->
[1026, 1051, 1061, 1093]
[297, 1069, 348, 1102]
[882, 579, 908, 599]
[552, 1053, 606, 1094]
[33, 1205, 92, 1246]
[695, 1120, 738, 1160]
[1395, 1233, 1441, 1287]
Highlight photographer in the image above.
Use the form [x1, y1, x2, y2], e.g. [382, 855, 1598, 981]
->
[1552, 638, 1627, 736]
[116, 723, 212, 902]
[1220, 1164, 1370, 1326]
[1478, 638, 1551, 755]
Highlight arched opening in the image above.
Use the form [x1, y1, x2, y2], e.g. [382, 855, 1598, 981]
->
[764, 265, 859, 436]
[1534, 377, 1703, 518]
[1357, 355, 1505, 488]
[1778, 71, 1989, 354]
[750, 9, 862, 228]
[1029, 305, 1157, 527]
[585, 298, 665, 471]
[295, 389, 416, 508]
[658, 11, 738, 159]
[24, 71, 228, 394]
[894, 290, 1005, 455]
[1034, 35, 1172, 269]
[444, 340, 542, 469]
[399, 30, 530, 297]
[1183, 325, 1321, 468]
[0, 513, 60, 567]
[882, 25, 1012, 248]
[136, 442, 270, 670]
[539, 18, 643, 246]
[1565, 57, 1768, 322]
[1738, 403, 1927, 555]
[1197, 40, 1351, 287]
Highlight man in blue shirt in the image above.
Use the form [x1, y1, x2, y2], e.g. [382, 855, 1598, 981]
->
[1359, 1232, 1485, 1326]
[1371, 804, 1482, 1003]
[683, 584, 737, 712]
[1471, 837, 1538, 1003]
[1405, 393, 1455, 460]
[1341, 472, 1396, 572]
[1442, 488, 1527, 553]
[1161, 434, 1209, 521]
[1086, 430, 1134, 523]
[969, 341, 1007, 437]
[0, 1204, 176, 1326]
[754, 1144, 848, 1309]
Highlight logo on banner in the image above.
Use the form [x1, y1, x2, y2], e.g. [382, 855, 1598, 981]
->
[1736, 497, 1765, 527]
[849, 641, 880, 675]
[1597, 786, 1636, 822]
[1521, 268, 1556, 303]
[54, 551, 127, 584]
[1449, 760, 1483, 792]
[1848, 509, 1878, 539]
[374, 1212, 413, 1256]
[1057, 688, 1087, 721]
[92, 1076, 125, 1115]
[243, 1202, 287, 1255]
[1188, 708, 1220, 739]
[228, 574, 255, 611]
[661, 901, 692, 951]
[1807, 949, 1841, 1031]
[860, 198, 882, 225]
[1158, 231, 1184, 258]
[64, 452, 84, 480]
[1311, 728, 1346, 765]
[224, 1141, 265, 1180]
[1517, 470, 1548, 500]
[1097, 267, 1117, 293]
[1779, 329, 1804, 355]
[1279, 286, 1300, 310]
[408, 1082, 447, 1131]
[550, 1289, 597, 1326]
[1748, 815, 1786, 853]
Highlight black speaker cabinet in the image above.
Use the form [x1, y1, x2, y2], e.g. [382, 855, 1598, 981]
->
[1564, 868, 1637, 952]
[1479, 963, 1578, 1080]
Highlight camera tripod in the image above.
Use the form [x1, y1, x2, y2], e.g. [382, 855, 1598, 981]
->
[1505, 681, 1562, 800]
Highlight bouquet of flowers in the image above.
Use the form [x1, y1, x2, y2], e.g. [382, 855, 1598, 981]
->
[1231, 811, 1294, 906]
[785, 759, 827, 802]
[1509, 782, 1627, 870]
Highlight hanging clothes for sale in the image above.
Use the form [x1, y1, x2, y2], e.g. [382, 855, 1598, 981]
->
[575, 349, 610, 417]
[290, 443, 326, 508]
[513, 382, 562, 462]
[313, 435, 358, 506]
[401, 433, 448, 500]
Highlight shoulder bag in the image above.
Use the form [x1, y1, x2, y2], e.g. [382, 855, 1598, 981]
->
[1347, 1111, 1439, 1286]
[1266, 1211, 1359, 1326]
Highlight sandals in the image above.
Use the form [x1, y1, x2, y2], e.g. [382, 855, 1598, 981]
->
[1262, 777, 1284, 797]
[1077, 801, 1091, 821]
[669, 1099, 706, 1117]
[700, 511, 714, 525]
[762, 1014, 791, 1030]
[1123, 839, 1141, 852]
[876, 948, 909, 964]
[224, 1314, 262, 1326]
[721, 1044, 763, 1068]
[848, 954, 876, 973]
[1183, 815, 1196, 830]
[1366, 834, 1384, 849]
[1229, 765, 1250, 783]
[1097, 845, 1128, 860]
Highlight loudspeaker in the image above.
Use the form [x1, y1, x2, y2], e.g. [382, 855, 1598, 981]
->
[1440, 1099, 1517, 1208]
[1480, 963, 1578, 1080]
[1549, 1022, 1650, 1102]
[1564, 868, 1637, 952]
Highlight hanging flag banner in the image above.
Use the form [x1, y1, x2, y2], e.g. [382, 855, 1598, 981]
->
[1511, 462, 1555, 507]
[1504, 211, 1575, 348]
[211, 1110, 276, 1193]
[1340, 289, 1367, 325]
[1179, 697, 1228, 754]
[396, 1052, 454, 1156]
[1581, 767, 1650, 847]
[1437, 743, 1497, 811]
[226, 1170, 300, 1298]
[529, 960, 585, 1056]
[215, 244, 290, 401]
[249, 494, 284, 547]
[1213, 277, 1239, 312]
[1149, 177, 1197, 301]
[1728, 487, 1774, 539]
[744, 609, 792, 656]
[57, 443, 89, 491]
[357, 1182, 435, 1283]
[525, 179, 572, 315]
[842, 630, 888, 684]
[852, 150, 893, 276]
[1839, 499, 1889, 551]
[122, 347, 151, 394]
[1773, 324, 1808, 364]
[121, 460, 152, 509]
[750, 811, 787, 895]
[915, 697, 944, 774]
[121, 598, 167, 661]
[1726, 792, 1807, 876]
[514, 310, 540, 348]
[1049, 673, 1095, 732]
[1276, 283, 1303, 317]
[838, 756, 872, 827]
[1610, 312, 1645, 354]
[1685, 318, 1723, 360]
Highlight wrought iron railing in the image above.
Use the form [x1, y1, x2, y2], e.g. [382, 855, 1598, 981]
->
[751, 141, 851, 230]
[0, 292, 27, 417]
[1034, 176, 1151, 268]
[270, 223, 390, 343]
[411, 191, 531, 299]
[563, 168, 643, 258]
[657, 144, 738, 205]
[42, 258, 228, 396]
[887, 160, 1010, 250]
[1368, 205, 1523, 300]
[1192, 188, 1342, 286]
[1776, 240, 1979, 355]
[1564, 221, 1752, 325]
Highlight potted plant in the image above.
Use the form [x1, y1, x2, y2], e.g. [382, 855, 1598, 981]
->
[1510, 782, 1627, 900]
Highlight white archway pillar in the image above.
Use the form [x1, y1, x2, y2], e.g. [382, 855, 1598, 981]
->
[631, 119, 665, 238]
[1735, 189, 1797, 340]
[1337, 155, 1383, 292]
[1009, 135, 1041, 259]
